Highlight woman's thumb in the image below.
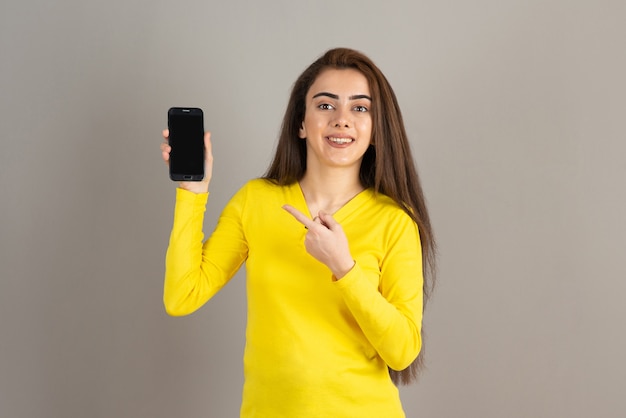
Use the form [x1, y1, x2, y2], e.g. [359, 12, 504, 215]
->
[318, 211, 339, 230]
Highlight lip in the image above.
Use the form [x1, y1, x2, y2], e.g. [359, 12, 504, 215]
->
[325, 136, 355, 146]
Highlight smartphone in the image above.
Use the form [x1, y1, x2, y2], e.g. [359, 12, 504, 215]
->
[167, 107, 205, 181]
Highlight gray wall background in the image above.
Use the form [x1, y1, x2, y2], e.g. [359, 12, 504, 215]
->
[1, 0, 624, 417]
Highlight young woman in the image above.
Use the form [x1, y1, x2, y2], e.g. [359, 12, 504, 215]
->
[161, 47, 436, 417]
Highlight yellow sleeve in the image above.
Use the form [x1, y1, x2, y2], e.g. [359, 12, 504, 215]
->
[163, 187, 248, 316]
[334, 214, 423, 371]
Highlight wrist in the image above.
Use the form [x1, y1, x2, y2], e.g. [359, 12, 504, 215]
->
[179, 181, 209, 194]
[332, 259, 356, 281]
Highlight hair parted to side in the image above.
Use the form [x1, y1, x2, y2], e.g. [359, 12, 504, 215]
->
[264, 47, 437, 385]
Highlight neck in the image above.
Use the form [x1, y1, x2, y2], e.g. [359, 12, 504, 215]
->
[299, 166, 364, 216]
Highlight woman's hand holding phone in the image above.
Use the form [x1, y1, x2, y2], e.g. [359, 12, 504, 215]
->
[161, 129, 213, 194]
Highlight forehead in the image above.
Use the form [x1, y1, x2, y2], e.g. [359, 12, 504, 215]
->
[307, 68, 370, 97]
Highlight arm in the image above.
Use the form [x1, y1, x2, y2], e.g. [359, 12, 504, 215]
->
[163, 188, 249, 316]
[161, 129, 248, 316]
[335, 217, 423, 370]
[282, 205, 423, 370]
[334, 220, 423, 370]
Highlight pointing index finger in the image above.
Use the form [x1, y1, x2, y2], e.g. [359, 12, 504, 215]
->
[282, 204, 314, 229]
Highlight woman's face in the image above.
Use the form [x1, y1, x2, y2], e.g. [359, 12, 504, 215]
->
[299, 68, 373, 173]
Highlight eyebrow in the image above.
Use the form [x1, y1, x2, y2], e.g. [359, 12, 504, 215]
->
[312, 92, 372, 101]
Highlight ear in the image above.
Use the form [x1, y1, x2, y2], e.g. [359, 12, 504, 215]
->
[298, 121, 306, 139]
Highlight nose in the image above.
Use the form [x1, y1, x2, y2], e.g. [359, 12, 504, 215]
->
[332, 108, 350, 128]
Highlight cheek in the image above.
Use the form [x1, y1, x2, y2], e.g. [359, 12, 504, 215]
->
[357, 118, 373, 136]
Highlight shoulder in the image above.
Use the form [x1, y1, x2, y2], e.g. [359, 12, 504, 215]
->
[227, 178, 292, 207]
[364, 192, 420, 240]
[242, 178, 280, 191]
[236, 178, 286, 197]
[366, 191, 413, 222]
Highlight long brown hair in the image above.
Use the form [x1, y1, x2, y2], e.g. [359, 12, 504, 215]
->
[264, 48, 437, 385]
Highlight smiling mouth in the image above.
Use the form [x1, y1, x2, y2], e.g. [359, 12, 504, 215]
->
[327, 137, 354, 144]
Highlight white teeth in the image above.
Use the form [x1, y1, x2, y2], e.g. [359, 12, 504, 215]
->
[328, 137, 353, 144]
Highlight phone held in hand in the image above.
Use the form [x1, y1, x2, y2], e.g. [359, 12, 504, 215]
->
[167, 107, 205, 181]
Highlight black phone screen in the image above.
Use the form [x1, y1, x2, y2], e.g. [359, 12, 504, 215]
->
[168, 108, 204, 181]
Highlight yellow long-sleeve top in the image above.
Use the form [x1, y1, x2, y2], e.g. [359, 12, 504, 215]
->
[164, 179, 424, 417]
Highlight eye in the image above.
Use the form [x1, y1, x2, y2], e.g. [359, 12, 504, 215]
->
[318, 103, 334, 110]
[353, 105, 369, 113]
